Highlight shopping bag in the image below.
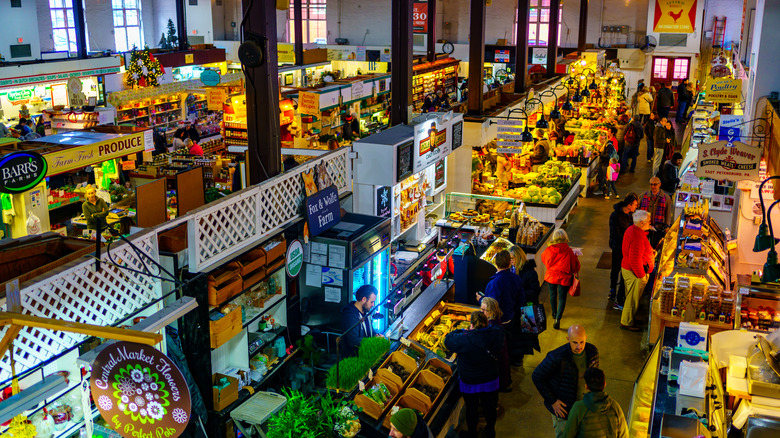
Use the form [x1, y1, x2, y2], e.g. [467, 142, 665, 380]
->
[568, 276, 581, 297]
[519, 303, 547, 334]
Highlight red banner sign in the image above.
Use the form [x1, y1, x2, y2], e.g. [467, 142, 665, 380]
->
[413, 2, 428, 34]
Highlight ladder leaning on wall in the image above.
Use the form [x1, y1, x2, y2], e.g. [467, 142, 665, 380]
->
[713, 17, 727, 48]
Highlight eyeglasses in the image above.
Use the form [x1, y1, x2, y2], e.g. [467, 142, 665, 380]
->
[650, 183, 661, 186]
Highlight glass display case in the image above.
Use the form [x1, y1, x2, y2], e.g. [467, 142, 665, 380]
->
[628, 339, 661, 438]
[735, 280, 780, 333]
[650, 212, 733, 341]
[443, 192, 518, 225]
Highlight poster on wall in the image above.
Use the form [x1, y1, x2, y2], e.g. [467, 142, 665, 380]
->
[532, 48, 547, 65]
[413, 115, 451, 173]
[413, 2, 428, 34]
[704, 78, 742, 103]
[653, 0, 697, 33]
[695, 140, 762, 182]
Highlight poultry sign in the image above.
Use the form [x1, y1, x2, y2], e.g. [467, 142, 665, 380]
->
[653, 0, 697, 33]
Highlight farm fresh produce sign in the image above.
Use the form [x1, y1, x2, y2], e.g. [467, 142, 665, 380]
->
[653, 0, 697, 33]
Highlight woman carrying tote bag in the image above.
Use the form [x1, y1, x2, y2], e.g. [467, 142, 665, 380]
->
[541, 229, 581, 330]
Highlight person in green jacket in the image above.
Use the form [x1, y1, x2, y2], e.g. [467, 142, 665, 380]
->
[563, 367, 628, 438]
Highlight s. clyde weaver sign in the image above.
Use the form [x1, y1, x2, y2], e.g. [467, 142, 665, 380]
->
[695, 140, 762, 182]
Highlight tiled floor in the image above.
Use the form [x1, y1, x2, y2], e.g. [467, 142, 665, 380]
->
[489, 136, 670, 437]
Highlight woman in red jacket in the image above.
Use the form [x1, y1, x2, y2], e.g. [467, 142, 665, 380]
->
[541, 229, 580, 330]
[620, 210, 655, 331]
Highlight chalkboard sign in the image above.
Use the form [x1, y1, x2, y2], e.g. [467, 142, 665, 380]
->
[305, 185, 341, 236]
[452, 120, 463, 150]
[376, 186, 391, 218]
[397, 140, 414, 182]
[434, 159, 445, 190]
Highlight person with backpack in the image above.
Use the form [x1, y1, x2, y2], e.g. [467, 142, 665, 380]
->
[595, 132, 617, 196]
[562, 368, 629, 438]
[606, 158, 620, 200]
[620, 114, 644, 174]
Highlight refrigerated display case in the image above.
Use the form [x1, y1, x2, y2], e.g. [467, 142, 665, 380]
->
[734, 279, 780, 333]
[299, 213, 392, 333]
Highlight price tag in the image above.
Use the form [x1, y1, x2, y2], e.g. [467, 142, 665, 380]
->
[400, 337, 411, 347]
[358, 380, 365, 392]
[447, 353, 457, 362]
[368, 369, 374, 380]
[739, 287, 749, 295]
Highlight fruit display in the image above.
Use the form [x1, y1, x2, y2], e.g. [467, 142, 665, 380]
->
[410, 304, 475, 358]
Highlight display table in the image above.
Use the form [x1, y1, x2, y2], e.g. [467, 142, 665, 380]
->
[576, 156, 599, 198]
[523, 180, 581, 227]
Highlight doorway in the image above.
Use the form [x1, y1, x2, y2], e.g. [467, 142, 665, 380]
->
[650, 56, 691, 109]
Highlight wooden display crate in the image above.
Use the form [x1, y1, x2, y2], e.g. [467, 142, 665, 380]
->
[406, 370, 446, 410]
[377, 351, 419, 390]
[210, 306, 243, 349]
[399, 343, 426, 365]
[208, 263, 243, 306]
[422, 357, 452, 383]
[211, 373, 239, 411]
[381, 394, 431, 430]
[242, 266, 267, 291]
[353, 374, 401, 420]
[236, 247, 267, 276]
[263, 237, 287, 264]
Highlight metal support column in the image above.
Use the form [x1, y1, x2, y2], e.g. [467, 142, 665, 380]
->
[242, 0, 282, 184]
[578, 0, 588, 54]
[427, 0, 437, 62]
[514, 0, 529, 93]
[294, 0, 304, 65]
[391, 0, 413, 126]
[547, 0, 560, 77]
[175, 0, 188, 50]
[72, 0, 87, 58]
[467, 0, 486, 115]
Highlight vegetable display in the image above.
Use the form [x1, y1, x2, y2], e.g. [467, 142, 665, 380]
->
[358, 336, 391, 367]
[327, 336, 391, 390]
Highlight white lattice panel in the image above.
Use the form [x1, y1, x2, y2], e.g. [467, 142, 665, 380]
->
[188, 148, 352, 272]
[0, 233, 162, 381]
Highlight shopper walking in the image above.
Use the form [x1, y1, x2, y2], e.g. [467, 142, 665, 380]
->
[660, 152, 683, 195]
[532, 325, 599, 438]
[643, 112, 658, 162]
[444, 311, 503, 438]
[480, 297, 512, 392]
[605, 158, 620, 200]
[541, 229, 580, 330]
[389, 408, 434, 438]
[509, 245, 541, 365]
[608, 193, 639, 309]
[620, 114, 644, 174]
[562, 368, 629, 438]
[656, 83, 674, 119]
[675, 79, 692, 124]
[636, 86, 653, 125]
[595, 132, 617, 196]
[652, 117, 671, 177]
[620, 210, 655, 331]
[639, 177, 674, 248]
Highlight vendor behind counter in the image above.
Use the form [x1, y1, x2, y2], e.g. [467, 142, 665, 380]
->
[340, 285, 383, 357]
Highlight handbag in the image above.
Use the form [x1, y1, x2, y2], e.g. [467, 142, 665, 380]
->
[519, 302, 547, 334]
[568, 275, 581, 297]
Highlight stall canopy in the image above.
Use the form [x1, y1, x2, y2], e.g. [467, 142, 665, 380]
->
[0, 126, 151, 177]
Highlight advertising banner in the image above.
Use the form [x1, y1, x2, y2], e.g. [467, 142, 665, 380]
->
[413, 2, 428, 34]
[704, 78, 742, 103]
[653, 0, 697, 33]
[695, 140, 762, 182]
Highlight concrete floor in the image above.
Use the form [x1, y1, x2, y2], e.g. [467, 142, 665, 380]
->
[489, 126, 686, 437]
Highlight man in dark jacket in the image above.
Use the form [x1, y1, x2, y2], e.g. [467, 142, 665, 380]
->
[656, 83, 674, 119]
[608, 193, 639, 310]
[652, 117, 670, 177]
[619, 114, 644, 173]
[340, 285, 380, 357]
[389, 408, 434, 438]
[643, 112, 657, 162]
[532, 325, 599, 438]
[562, 368, 629, 438]
[675, 79, 692, 123]
[660, 152, 683, 195]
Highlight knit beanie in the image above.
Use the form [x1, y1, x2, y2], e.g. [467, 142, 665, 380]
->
[390, 408, 418, 436]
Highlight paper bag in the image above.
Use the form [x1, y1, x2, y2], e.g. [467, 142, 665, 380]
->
[678, 360, 708, 398]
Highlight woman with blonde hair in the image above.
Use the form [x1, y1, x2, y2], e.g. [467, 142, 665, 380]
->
[480, 297, 511, 391]
[541, 229, 580, 329]
[509, 245, 541, 365]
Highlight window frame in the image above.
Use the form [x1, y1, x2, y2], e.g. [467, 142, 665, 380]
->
[672, 58, 689, 80]
[49, 0, 76, 52]
[287, 0, 327, 45]
[515, 1, 563, 47]
[113, 0, 143, 53]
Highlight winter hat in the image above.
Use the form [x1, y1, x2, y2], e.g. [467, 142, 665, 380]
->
[390, 408, 418, 436]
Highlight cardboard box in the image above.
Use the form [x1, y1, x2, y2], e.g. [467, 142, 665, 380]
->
[212, 373, 239, 411]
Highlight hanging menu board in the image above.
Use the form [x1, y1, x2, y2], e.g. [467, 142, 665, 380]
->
[496, 119, 526, 154]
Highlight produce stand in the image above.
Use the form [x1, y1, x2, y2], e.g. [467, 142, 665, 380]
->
[649, 210, 733, 343]
[575, 155, 599, 197]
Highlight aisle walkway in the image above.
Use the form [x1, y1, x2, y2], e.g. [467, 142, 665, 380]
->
[491, 138, 663, 437]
